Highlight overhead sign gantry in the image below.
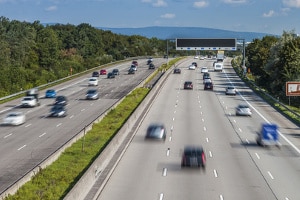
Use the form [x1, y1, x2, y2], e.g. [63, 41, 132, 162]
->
[176, 38, 237, 50]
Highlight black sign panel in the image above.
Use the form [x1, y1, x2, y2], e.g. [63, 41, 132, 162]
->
[176, 38, 236, 50]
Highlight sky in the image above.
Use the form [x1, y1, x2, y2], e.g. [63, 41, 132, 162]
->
[0, 0, 300, 35]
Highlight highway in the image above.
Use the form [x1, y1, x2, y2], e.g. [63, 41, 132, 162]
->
[96, 58, 300, 200]
[0, 58, 167, 195]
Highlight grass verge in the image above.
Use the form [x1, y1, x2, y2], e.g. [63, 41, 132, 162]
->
[4, 57, 184, 200]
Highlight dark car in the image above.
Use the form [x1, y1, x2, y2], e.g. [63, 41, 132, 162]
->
[203, 72, 210, 79]
[147, 59, 152, 65]
[128, 68, 135, 74]
[54, 95, 68, 105]
[145, 124, 166, 141]
[181, 146, 206, 169]
[107, 72, 115, 78]
[112, 69, 120, 75]
[86, 89, 99, 100]
[173, 68, 181, 74]
[192, 62, 197, 67]
[132, 60, 138, 66]
[184, 81, 193, 90]
[92, 71, 99, 77]
[204, 82, 213, 90]
[148, 63, 155, 69]
[48, 104, 67, 117]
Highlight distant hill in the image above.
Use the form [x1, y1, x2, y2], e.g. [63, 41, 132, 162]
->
[99, 26, 278, 42]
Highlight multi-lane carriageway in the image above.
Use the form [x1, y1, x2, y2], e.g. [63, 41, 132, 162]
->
[95, 58, 300, 200]
[1, 57, 300, 200]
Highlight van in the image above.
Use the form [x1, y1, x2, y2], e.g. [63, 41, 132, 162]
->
[214, 62, 223, 72]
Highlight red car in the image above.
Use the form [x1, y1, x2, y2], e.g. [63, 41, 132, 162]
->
[100, 69, 107, 75]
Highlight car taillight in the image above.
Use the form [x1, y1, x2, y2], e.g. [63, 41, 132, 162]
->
[201, 153, 206, 164]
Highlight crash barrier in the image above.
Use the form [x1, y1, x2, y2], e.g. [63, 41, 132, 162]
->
[64, 60, 186, 200]
[0, 57, 161, 199]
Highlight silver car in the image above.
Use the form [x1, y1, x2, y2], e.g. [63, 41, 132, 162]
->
[236, 104, 252, 116]
[225, 86, 236, 95]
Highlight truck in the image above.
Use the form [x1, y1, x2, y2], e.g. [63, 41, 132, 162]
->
[256, 123, 281, 148]
[216, 50, 224, 62]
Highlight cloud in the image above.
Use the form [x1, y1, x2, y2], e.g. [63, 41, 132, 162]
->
[160, 13, 175, 19]
[283, 0, 300, 8]
[45, 5, 57, 11]
[141, 0, 152, 2]
[193, 1, 209, 8]
[153, 0, 167, 7]
[222, 0, 247, 3]
[262, 10, 275, 17]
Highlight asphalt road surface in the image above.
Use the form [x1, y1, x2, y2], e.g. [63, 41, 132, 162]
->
[96, 58, 300, 200]
[0, 58, 167, 195]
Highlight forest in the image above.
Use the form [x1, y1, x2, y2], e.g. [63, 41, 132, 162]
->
[0, 17, 175, 97]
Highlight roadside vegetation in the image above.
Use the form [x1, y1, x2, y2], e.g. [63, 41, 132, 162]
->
[4, 58, 181, 200]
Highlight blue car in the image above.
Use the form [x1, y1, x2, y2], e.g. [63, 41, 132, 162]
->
[45, 89, 57, 98]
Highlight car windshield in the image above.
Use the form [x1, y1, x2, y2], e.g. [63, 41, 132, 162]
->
[238, 105, 249, 109]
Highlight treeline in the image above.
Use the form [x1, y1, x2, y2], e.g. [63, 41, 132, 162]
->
[0, 17, 174, 97]
[239, 31, 300, 106]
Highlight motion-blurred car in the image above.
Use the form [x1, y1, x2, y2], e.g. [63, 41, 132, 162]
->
[86, 89, 99, 100]
[100, 69, 107, 75]
[148, 63, 155, 69]
[128, 68, 135, 74]
[184, 81, 193, 89]
[194, 56, 199, 59]
[88, 77, 98, 86]
[225, 86, 237, 95]
[201, 67, 208, 73]
[48, 104, 67, 117]
[2, 112, 25, 126]
[189, 65, 196, 70]
[130, 64, 137, 71]
[181, 145, 206, 169]
[112, 69, 120, 75]
[45, 89, 57, 98]
[107, 72, 115, 78]
[203, 77, 212, 84]
[92, 71, 99, 77]
[192, 62, 197, 67]
[21, 96, 38, 107]
[236, 104, 252, 116]
[54, 95, 68, 105]
[132, 60, 138, 66]
[145, 123, 166, 141]
[147, 58, 153, 65]
[203, 72, 210, 79]
[173, 68, 181, 74]
[204, 82, 213, 90]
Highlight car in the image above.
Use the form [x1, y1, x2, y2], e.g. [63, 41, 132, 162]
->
[107, 72, 115, 78]
[203, 77, 212, 84]
[225, 86, 237, 95]
[192, 62, 197, 67]
[201, 67, 208, 73]
[145, 123, 166, 141]
[48, 104, 67, 117]
[88, 77, 98, 86]
[236, 104, 252, 116]
[181, 145, 206, 169]
[2, 112, 25, 126]
[194, 56, 199, 59]
[21, 96, 38, 107]
[130, 64, 137, 71]
[86, 89, 99, 100]
[147, 58, 153, 65]
[189, 65, 196, 70]
[200, 56, 205, 60]
[92, 71, 99, 77]
[203, 72, 210, 79]
[112, 69, 120, 75]
[54, 95, 68, 105]
[132, 60, 138, 66]
[184, 81, 193, 89]
[204, 82, 213, 90]
[148, 63, 155, 69]
[45, 89, 57, 98]
[128, 68, 135, 74]
[173, 68, 181, 74]
[100, 69, 107, 75]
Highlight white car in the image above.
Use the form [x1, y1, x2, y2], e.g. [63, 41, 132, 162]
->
[236, 104, 252, 116]
[201, 67, 208, 73]
[2, 112, 26, 125]
[189, 65, 196, 70]
[21, 96, 38, 107]
[88, 77, 98, 86]
[225, 86, 237, 95]
[194, 56, 199, 59]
